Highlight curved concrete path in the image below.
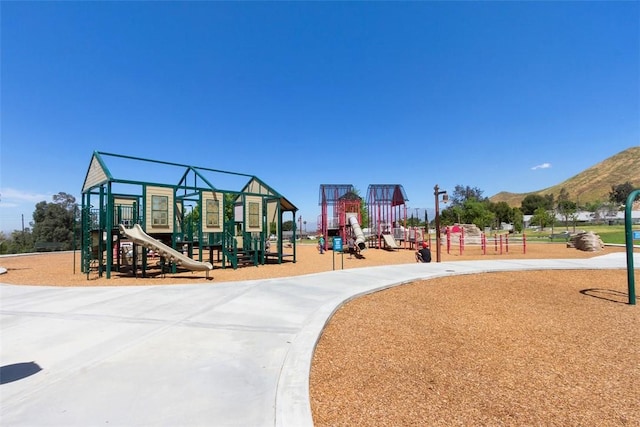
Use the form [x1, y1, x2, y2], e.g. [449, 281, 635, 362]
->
[1, 253, 637, 426]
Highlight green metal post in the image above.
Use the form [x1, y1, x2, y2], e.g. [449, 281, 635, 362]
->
[105, 182, 113, 279]
[625, 189, 639, 305]
[81, 194, 86, 274]
[82, 193, 90, 276]
[99, 187, 105, 277]
[293, 211, 297, 264]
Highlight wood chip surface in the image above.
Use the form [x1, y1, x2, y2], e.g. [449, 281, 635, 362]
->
[310, 261, 639, 426]
[0, 241, 628, 286]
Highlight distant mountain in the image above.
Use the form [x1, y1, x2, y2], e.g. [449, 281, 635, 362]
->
[489, 146, 640, 207]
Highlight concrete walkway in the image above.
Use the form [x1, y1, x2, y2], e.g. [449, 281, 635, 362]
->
[1, 253, 637, 426]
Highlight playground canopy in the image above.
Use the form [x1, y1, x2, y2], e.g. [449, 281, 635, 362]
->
[366, 184, 408, 207]
[82, 151, 297, 212]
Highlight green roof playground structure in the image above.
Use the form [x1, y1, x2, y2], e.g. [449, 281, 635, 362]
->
[81, 151, 298, 280]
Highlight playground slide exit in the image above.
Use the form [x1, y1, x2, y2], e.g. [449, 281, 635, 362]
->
[381, 233, 400, 249]
[347, 214, 367, 251]
[119, 224, 213, 273]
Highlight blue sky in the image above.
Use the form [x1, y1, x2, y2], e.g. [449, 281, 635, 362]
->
[1, 1, 638, 233]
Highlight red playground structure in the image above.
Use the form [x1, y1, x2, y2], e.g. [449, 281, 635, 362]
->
[318, 184, 366, 252]
[366, 184, 424, 249]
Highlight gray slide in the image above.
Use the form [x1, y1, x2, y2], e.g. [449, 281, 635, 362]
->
[347, 214, 367, 251]
[119, 224, 213, 274]
[382, 233, 400, 250]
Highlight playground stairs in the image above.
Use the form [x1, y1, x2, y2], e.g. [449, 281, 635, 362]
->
[225, 248, 258, 270]
[220, 231, 264, 269]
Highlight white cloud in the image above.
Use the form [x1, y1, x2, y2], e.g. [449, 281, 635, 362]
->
[531, 162, 552, 170]
[0, 188, 54, 232]
[0, 187, 52, 203]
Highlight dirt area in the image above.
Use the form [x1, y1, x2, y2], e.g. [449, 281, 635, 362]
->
[1, 242, 638, 426]
[0, 241, 629, 286]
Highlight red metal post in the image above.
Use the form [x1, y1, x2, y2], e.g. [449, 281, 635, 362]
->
[446, 227, 451, 254]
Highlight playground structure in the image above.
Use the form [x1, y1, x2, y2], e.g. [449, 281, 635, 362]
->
[316, 184, 530, 259]
[81, 152, 297, 279]
[442, 224, 526, 256]
[317, 185, 366, 252]
[316, 183, 535, 262]
[317, 184, 426, 252]
[366, 184, 424, 250]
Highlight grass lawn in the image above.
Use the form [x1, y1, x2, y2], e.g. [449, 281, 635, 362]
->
[518, 224, 636, 245]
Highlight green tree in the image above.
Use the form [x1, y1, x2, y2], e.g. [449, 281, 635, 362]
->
[53, 192, 77, 212]
[349, 187, 369, 229]
[441, 199, 495, 230]
[4, 228, 34, 254]
[584, 200, 603, 213]
[512, 208, 524, 233]
[530, 206, 554, 230]
[182, 202, 200, 236]
[461, 200, 496, 230]
[609, 181, 636, 205]
[448, 205, 464, 224]
[490, 201, 515, 227]
[556, 188, 577, 230]
[224, 193, 235, 222]
[31, 192, 78, 250]
[0, 231, 7, 255]
[450, 185, 485, 206]
[406, 214, 420, 227]
[282, 220, 294, 231]
[521, 194, 554, 215]
[544, 193, 555, 210]
[439, 206, 458, 226]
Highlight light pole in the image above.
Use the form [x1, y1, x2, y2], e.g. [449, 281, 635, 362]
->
[434, 184, 448, 263]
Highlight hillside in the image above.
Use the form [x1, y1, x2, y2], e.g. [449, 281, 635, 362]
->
[490, 146, 640, 207]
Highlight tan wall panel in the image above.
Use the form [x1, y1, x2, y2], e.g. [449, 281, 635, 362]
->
[266, 200, 278, 236]
[202, 191, 224, 233]
[146, 186, 174, 232]
[82, 156, 108, 192]
[245, 195, 263, 232]
[113, 198, 135, 206]
[245, 179, 269, 195]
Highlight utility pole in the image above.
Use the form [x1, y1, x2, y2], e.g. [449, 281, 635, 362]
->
[434, 185, 448, 263]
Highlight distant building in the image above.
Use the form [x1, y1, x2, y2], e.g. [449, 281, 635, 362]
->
[523, 210, 640, 229]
